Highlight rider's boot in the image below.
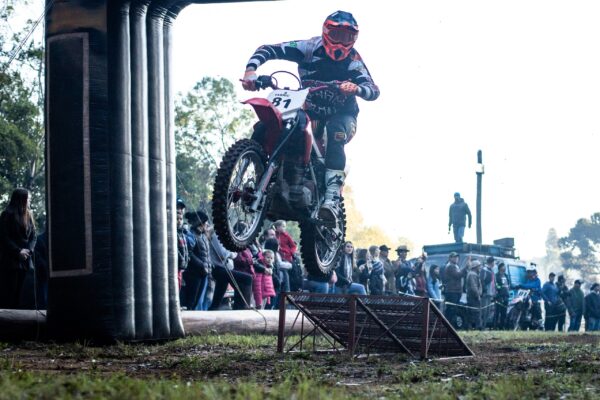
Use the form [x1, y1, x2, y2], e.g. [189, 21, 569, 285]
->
[318, 169, 345, 223]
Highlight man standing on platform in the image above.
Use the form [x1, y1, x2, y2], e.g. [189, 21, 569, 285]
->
[448, 192, 472, 243]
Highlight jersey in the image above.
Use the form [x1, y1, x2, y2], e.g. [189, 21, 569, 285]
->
[246, 36, 379, 119]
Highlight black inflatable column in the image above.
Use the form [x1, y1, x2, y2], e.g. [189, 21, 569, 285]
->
[147, 2, 171, 338]
[46, 0, 118, 340]
[110, 0, 136, 340]
[164, 2, 188, 336]
[130, 0, 154, 340]
[45, 0, 184, 341]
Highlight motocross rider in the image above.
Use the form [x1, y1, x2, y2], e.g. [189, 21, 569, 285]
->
[241, 10, 380, 222]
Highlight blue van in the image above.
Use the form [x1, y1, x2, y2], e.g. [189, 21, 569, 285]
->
[422, 239, 528, 329]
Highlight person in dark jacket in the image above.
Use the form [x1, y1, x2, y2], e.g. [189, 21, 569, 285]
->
[448, 192, 472, 243]
[334, 241, 366, 295]
[542, 272, 560, 331]
[584, 283, 600, 331]
[555, 275, 569, 331]
[480, 257, 496, 329]
[442, 252, 465, 328]
[494, 262, 511, 329]
[394, 245, 412, 291]
[368, 245, 386, 295]
[209, 222, 253, 311]
[0, 188, 36, 309]
[176, 211, 189, 290]
[355, 248, 371, 292]
[180, 210, 212, 310]
[567, 280, 584, 332]
[519, 268, 543, 328]
[465, 259, 483, 330]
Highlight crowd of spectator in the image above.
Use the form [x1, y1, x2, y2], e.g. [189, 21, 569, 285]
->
[2, 189, 600, 334]
[318, 245, 600, 333]
[176, 200, 305, 311]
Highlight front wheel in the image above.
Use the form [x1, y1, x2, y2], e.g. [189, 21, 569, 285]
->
[212, 139, 268, 251]
[300, 198, 346, 278]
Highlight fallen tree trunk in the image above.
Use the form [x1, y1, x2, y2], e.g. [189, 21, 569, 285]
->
[182, 309, 311, 335]
[0, 309, 311, 341]
[0, 309, 47, 341]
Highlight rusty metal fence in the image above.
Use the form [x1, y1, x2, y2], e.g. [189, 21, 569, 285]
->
[277, 292, 474, 359]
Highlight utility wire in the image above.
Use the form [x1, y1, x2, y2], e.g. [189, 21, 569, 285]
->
[5, 0, 54, 67]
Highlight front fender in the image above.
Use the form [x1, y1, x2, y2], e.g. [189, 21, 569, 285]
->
[243, 98, 283, 155]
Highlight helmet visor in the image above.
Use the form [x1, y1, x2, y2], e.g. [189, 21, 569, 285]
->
[324, 26, 358, 45]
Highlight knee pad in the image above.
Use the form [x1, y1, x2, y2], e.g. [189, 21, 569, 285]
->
[326, 119, 356, 144]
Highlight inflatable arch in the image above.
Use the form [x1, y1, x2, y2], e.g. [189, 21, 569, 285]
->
[45, 0, 264, 342]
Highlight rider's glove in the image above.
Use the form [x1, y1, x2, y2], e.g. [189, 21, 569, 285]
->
[241, 70, 258, 91]
[339, 81, 360, 96]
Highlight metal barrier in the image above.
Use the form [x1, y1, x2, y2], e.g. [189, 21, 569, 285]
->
[277, 292, 474, 359]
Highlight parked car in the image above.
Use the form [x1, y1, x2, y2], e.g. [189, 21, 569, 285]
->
[422, 238, 529, 329]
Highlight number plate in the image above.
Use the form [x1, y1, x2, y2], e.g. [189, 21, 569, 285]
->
[267, 89, 309, 114]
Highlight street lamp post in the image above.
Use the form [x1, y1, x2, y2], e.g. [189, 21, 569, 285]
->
[476, 150, 484, 244]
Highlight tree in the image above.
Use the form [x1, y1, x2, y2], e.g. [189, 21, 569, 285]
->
[0, 0, 45, 225]
[174, 77, 254, 213]
[543, 228, 561, 272]
[558, 213, 600, 283]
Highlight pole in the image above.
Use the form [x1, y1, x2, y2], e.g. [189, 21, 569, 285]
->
[277, 293, 287, 353]
[348, 296, 357, 356]
[420, 297, 430, 359]
[476, 150, 484, 244]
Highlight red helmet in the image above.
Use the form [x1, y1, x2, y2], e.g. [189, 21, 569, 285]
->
[322, 11, 359, 61]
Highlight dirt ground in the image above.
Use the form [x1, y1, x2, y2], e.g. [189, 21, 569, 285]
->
[2, 331, 599, 384]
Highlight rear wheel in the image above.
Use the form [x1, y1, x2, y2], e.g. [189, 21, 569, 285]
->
[212, 139, 268, 251]
[300, 198, 346, 278]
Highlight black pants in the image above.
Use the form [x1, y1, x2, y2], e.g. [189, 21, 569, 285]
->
[467, 296, 481, 330]
[444, 292, 462, 328]
[557, 312, 566, 332]
[321, 114, 357, 170]
[209, 266, 253, 310]
[180, 269, 207, 310]
[544, 302, 558, 331]
[494, 296, 509, 329]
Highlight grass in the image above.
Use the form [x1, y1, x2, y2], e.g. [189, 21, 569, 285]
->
[0, 331, 598, 399]
[0, 371, 362, 400]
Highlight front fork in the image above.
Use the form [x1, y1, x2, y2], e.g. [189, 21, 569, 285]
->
[250, 160, 278, 212]
[249, 118, 297, 212]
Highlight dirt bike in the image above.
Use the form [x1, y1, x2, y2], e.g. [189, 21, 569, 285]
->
[211, 71, 347, 277]
[506, 289, 543, 331]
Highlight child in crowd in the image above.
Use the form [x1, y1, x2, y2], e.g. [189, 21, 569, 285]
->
[399, 270, 416, 296]
[253, 249, 277, 309]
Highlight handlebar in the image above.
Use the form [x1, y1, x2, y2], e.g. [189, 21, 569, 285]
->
[241, 71, 343, 93]
[255, 75, 276, 90]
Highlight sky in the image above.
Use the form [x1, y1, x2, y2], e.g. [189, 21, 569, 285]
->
[172, 0, 600, 260]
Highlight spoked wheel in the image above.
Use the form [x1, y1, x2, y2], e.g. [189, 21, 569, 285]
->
[507, 309, 522, 331]
[212, 139, 268, 251]
[300, 198, 346, 278]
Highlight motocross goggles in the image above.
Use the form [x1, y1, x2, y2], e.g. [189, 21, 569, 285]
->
[323, 25, 359, 45]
